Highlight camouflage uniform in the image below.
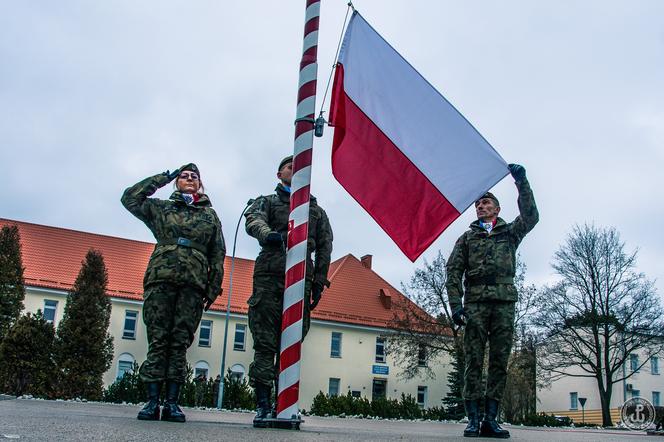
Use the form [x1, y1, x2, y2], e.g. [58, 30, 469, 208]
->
[245, 183, 333, 387]
[446, 178, 538, 401]
[121, 172, 226, 383]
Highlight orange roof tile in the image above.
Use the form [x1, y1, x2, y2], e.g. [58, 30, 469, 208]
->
[1, 218, 434, 329]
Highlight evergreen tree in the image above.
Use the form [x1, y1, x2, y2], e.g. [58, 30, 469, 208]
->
[0, 225, 26, 342]
[0, 311, 55, 397]
[55, 249, 114, 400]
[442, 343, 465, 419]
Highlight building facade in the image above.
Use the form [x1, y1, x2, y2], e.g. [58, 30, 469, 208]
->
[5, 218, 451, 411]
[536, 344, 664, 425]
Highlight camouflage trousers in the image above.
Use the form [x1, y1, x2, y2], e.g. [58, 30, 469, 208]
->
[139, 283, 204, 383]
[248, 274, 311, 388]
[463, 301, 515, 401]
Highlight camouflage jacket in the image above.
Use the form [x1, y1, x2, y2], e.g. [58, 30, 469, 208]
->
[245, 184, 333, 289]
[446, 178, 539, 310]
[121, 173, 226, 302]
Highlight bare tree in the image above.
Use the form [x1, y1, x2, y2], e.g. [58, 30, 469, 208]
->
[502, 260, 539, 423]
[387, 251, 459, 380]
[535, 224, 664, 427]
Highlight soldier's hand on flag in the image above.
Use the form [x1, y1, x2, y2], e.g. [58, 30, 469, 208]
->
[452, 307, 468, 326]
[508, 164, 526, 182]
[310, 283, 324, 310]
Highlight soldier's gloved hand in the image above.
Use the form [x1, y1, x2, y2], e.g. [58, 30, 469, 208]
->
[203, 296, 214, 311]
[508, 164, 526, 182]
[452, 307, 468, 326]
[265, 231, 284, 245]
[310, 283, 324, 310]
[165, 168, 182, 181]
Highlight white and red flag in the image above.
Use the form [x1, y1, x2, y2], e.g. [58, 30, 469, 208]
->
[329, 12, 508, 261]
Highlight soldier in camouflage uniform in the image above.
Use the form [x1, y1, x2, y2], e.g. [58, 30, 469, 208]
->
[446, 164, 538, 438]
[245, 155, 333, 427]
[121, 163, 226, 423]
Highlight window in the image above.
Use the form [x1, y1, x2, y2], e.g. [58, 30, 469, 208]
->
[328, 378, 340, 396]
[233, 324, 246, 351]
[418, 344, 427, 367]
[651, 356, 660, 375]
[375, 337, 386, 363]
[122, 310, 138, 339]
[570, 392, 578, 410]
[230, 364, 245, 381]
[43, 299, 58, 323]
[198, 320, 212, 347]
[653, 391, 661, 407]
[116, 353, 135, 379]
[630, 353, 639, 372]
[351, 390, 361, 398]
[417, 386, 428, 408]
[194, 361, 209, 378]
[330, 332, 342, 358]
[631, 389, 641, 399]
[372, 379, 387, 400]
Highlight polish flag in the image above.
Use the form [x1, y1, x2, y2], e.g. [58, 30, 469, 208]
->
[329, 12, 508, 261]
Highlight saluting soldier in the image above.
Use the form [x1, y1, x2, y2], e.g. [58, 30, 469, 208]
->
[244, 155, 333, 427]
[446, 164, 538, 438]
[122, 164, 226, 423]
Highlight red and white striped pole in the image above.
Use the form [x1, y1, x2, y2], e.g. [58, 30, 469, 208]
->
[277, 0, 321, 420]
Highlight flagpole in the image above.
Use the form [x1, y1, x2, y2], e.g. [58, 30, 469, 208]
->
[276, 0, 321, 421]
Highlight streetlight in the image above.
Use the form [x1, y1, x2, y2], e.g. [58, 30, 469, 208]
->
[217, 199, 254, 409]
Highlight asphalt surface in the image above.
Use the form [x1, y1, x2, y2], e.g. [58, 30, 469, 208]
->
[0, 397, 653, 441]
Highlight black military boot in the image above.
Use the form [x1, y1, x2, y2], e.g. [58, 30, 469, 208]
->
[463, 399, 480, 437]
[161, 382, 186, 423]
[480, 398, 510, 438]
[253, 383, 272, 428]
[137, 382, 161, 421]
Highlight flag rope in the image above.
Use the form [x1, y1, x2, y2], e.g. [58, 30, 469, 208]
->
[318, 2, 353, 118]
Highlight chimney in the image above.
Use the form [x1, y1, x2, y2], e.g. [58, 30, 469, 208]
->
[360, 254, 373, 269]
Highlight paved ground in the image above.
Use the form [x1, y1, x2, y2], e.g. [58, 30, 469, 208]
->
[0, 397, 654, 441]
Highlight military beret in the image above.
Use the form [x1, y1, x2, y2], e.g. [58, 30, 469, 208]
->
[180, 163, 200, 179]
[278, 155, 293, 172]
[476, 191, 499, 207]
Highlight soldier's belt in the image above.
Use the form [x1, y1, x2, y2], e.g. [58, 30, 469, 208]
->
[159, 237, 207, 254]
[466, 276, 514, 286]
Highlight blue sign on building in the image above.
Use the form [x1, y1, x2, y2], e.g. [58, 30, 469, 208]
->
[372, 365, 389, 375]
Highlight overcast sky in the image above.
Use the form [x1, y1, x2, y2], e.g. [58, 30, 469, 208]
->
[2, 1, 662, 301]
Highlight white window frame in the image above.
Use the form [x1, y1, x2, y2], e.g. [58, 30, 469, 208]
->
[630, 353, 639, 372]
[194, 360, 210, 378]
[233, 324, 246, 351]
[116, 353, 135, 379]
[198, 320, 212, 347]
[651, 356, 660, 375]
[417, 344, 427, 367]
[230, 363, 245, 381]
[122, 310, 138, 340]
[330, 332, 342, 358]
[328, 378, 340, 396]
[375, 337, 386, 363]
[43, 299, 58, 323]
[417, 386, 428, 408]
